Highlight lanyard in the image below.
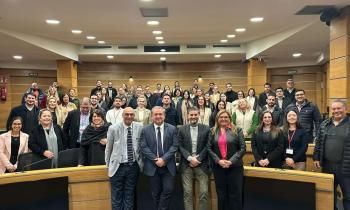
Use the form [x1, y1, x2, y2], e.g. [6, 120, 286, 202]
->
[288, 129, 296, 149]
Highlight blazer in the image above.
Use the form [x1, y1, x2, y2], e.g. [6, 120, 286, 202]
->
[207, 128, 246, 167]
[0, 131, 29, 173]
[134, 108, 152, 126]
[140, 123, 178, 176]
[63, 109, 82, 148]
[178, 124, 210, 174]
[283, 128, 309, 162]
[251, 130, 285, 168]
[107, 87, 118, 101]
[105, 121, 144, 177]
[28, 124, 66, 157]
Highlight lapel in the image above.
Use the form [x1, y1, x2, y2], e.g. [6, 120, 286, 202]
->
[185, 125, 192, 152]
[18, 132, 26, 154]
[196, 124, 202, 152]
[4, 132, 11, 156]
[163, 123, 168, 150]
[131, 122, 138, 153]
[150, 124, 157, 147]
[134, 109, 139, 121]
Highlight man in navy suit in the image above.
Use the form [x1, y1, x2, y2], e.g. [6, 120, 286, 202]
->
[140, 106, 178, 210]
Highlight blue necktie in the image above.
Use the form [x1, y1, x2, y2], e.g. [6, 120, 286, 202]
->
[157, 127, 164, 157]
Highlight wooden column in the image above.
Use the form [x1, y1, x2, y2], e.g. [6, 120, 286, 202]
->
[247, 59, 267, 93]
[329, 6, 350, 109]
[57, 60, 78, 95]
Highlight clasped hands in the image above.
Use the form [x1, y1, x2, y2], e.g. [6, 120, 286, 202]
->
[154, 157, 166, 167]
[189, 156, 201, 168]
[258, 159, 270, 167]
[218, 159, 232, 168]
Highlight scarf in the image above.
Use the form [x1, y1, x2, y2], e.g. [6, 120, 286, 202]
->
[44, 125, 58, 167]
[80, 123, 111, 146]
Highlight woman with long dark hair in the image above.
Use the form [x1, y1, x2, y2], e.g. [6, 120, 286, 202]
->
[251, 110, 285, 168]
[177, 90, 194, 125]
[209, 100, 226, 128]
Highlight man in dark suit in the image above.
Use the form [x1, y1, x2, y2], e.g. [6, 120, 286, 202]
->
[275, 87, 291, 111]
[261, 94, 284, 127]
[140, 106, 178, 210]
[258, 82, 274, 108]
[90, 80, 103, 96]
[63, 97, 91, 148]
[107, 81, 118, 101]
[178, 107, 210, 210]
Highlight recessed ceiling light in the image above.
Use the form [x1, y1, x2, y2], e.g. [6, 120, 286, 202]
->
[250, 17, 264, 23]
[97, 41, 106, 44]
[13, 55, 23, 60]
[140, 0, 153, 2]
[220, 39, 228, 43]
[214, 54, 222, 58]
[147, 20, 160, 26]
[235, 28, 246, 32]
[160, 57, 166, 61]
[160, 49, 166, 52]
[152, 30, 162, 35]
[71, 30, 82, 34]
[227, 34, 236, 38]
[155, 36, 164, 40]
[107, 55, 114, 59]
[46, 19, 60, 25]
[86, 36, 96, 40]
[158, 40, 165, 44]
[292, 53, 302, 58]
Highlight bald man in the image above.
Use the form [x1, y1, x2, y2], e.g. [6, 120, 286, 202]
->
[105, 107, 143, 210]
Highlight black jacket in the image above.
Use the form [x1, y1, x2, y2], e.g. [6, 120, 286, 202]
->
[225, 90, 238, 103]
[251, 129, 285, 168]
[284, 129, 309, 162]
[285, 100, 322, 138]
[63, 109, 84, 148]
[107, 87, 117, 101]
[6, 104, 40, 134]
[178, 124, 210, 174]
[313, 117, 350, 175]
[28, 124, 66, 157]
[165, 106, 178, 126]
[261, 106, 284, 127]
[207, 128, 246, 168]
[283, 88, 296, 104]
[258, 91, 274, 108]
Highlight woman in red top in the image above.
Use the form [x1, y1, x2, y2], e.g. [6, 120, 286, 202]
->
[208, 110, 246, 210]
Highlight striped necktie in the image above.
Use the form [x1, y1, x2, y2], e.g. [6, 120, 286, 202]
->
[127, 127, 133, 162]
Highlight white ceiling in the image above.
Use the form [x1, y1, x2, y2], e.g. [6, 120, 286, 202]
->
[0, 0, 349, 68]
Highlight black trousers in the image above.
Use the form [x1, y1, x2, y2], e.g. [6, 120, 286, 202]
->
[212, 164, 244, 210]
[149, 167, 175, 210]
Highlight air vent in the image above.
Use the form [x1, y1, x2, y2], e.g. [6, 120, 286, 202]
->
[140, 8, 168, 17]
[144, 45, 180, 52]
[213, 44, 240, 48]
[295, 5, 335, 15]
[83, 45, 112, 49]
[186, 44, 207, 49]
[118, 45, 138, 49]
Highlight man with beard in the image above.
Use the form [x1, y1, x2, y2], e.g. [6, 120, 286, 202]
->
[106, 96, 124, 125]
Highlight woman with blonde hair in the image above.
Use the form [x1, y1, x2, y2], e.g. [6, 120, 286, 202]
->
[134, 95, 152, 126]
[59, 93, 77, 124]
[46, 96, 64, 127]
[208, 109, 246, 210]
[232, 98, 258, 139]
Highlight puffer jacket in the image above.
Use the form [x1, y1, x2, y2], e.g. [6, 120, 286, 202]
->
[285, 100, 322, 137]
[313, 117, 350, 175]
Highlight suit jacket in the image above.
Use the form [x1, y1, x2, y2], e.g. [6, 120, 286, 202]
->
[0, 131, 29, 173]
[105, 121, 144, 177]
[28, 124, 66, 157]
[140, 123, 178, 176]
[63, 109, 82, 148]
[178, 124, 210, 174]
[6, 105, 40, 134]
[134, 108, 152, 126]
[258, 91, 275, 108]
[107, 87, 118, 101]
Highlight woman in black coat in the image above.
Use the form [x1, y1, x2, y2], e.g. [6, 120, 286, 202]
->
[29, 109, 66, 167]
[283, 110, 309, 170]
[251, 110, 285, 168]
[79, 109, 111, 166]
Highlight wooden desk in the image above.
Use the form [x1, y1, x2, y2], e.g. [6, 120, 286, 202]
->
[0, 165, 333, 210]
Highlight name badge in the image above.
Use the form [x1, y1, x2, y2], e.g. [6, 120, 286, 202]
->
[286, 148, 293, 155]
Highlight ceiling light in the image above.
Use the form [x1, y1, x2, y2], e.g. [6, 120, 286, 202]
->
[155, 36, 164, 40]
[140, 0, 153, 2]
[86, 36, 96, 40]
[160, 49, 166, 52]
[147, 20, 160, 26]
[235, 28, 246, 32]
[107, 55, 114, 59]
[152, 30, 162, 35]
[214, 54, 221, 58]
[46, 19, 60, 25]
[158, 40, 165, 44]
[292, 53, 302, 58]
[227, 34, 236, 38]
[160, 57, 166, 61]
[13, 55, 23, 60]
[71, 30, 82, 34]
[250, 17, 264, 23]
[220, 39, 228, 43]
[97, 41, 106, 44]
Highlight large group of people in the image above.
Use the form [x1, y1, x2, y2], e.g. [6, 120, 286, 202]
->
[0, 78, 349, 210]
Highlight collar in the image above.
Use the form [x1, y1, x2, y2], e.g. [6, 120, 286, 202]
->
[123, 122, 133, 130]
[154, 123, 164, 130]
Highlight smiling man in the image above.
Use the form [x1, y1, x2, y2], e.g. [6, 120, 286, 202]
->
[313, 99, 350, 210]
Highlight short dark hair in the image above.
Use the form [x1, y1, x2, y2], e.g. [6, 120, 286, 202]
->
[162, 93, 171, 99]
[8, 116, 23, 131]
[295, 89, 305, 94]
[275, 87, 283, 92]
[25, 92, 36, 98]
[89, 109, 106, 123]
[264, 82, 272, 87]
[187, 106, 199, 113]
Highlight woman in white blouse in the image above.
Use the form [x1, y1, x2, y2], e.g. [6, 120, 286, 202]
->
[196, 95, 212, 126]
[134, 95, 152, 126]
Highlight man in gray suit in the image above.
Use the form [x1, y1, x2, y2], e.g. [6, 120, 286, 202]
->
[178, 107, 210, 210]
[105, 107, 143, 210]
[140, 106, 178, 210]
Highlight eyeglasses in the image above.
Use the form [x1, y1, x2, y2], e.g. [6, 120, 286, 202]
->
[295, 93, 304, 96]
